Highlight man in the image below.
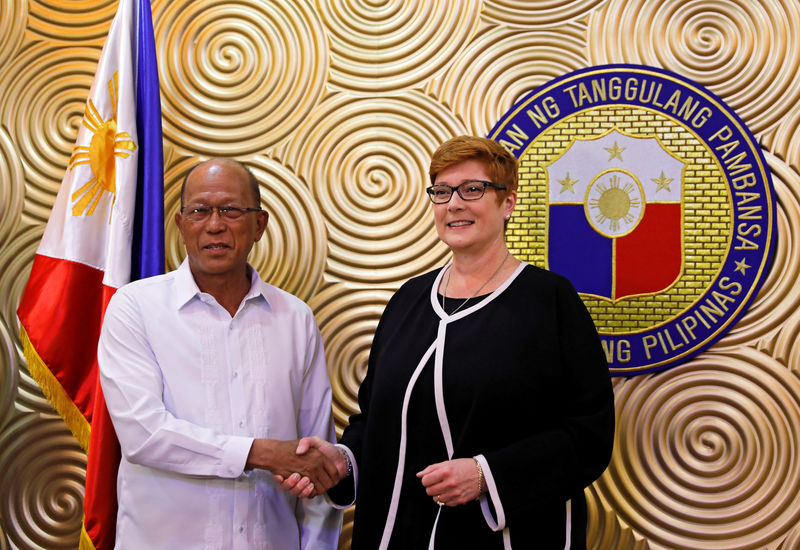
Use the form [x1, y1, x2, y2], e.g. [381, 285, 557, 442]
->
[98, 158, 341, 549]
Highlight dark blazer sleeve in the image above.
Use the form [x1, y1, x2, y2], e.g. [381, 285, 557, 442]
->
[482, 274, 615, 519]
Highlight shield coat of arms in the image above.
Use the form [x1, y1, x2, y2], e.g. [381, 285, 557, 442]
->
[546, 128, 684, 302]
[490, 65, 776, 374]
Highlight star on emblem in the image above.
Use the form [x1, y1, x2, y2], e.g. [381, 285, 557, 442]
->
[604, 141, 625, 161]
[652, 171, 673, 192]
[558, 172, 578, 193]
[734, 258, 750, 275]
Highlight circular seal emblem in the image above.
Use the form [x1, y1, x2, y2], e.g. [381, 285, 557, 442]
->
[489, 65, 776, 375]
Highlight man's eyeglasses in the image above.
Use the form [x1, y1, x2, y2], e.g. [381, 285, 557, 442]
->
[181, 205, 262, 223]
[426, 180, 507, 204]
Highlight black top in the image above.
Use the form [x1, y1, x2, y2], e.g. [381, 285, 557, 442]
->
[333, 264, 615, 549]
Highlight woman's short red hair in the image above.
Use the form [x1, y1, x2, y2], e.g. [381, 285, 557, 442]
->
[429, 136, 518, 201]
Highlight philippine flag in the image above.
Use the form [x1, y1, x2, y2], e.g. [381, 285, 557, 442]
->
[547, 129, 683, 301]
[16, 0, 164, 548]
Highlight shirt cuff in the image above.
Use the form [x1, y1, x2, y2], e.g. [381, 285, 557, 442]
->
[223, 436, 256, 478]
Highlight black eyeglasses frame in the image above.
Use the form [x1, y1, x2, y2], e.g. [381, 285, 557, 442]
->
[180, 205, 262, 222]
[425, 179, 507, 204]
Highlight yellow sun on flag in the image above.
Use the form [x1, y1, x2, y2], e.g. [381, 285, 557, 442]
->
[585, 171, 645, 238]
[69, 71, 137, 217]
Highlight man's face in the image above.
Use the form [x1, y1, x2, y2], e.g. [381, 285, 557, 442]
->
[175, 160, 268, 285]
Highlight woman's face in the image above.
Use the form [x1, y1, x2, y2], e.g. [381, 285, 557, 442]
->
[431, 158, 516, 255]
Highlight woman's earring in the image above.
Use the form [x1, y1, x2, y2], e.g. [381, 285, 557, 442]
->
[505, 213, 511, 219]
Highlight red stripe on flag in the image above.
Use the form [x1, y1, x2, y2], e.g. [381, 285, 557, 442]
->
[615, 203, 682, 299]
[18, 256, 122, 550]
[83, 369, 120, 550]
[17, 255, 106, 426]
[83, 283, 120, 550]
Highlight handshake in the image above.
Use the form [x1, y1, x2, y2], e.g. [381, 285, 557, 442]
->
[247, 436, 349, 499]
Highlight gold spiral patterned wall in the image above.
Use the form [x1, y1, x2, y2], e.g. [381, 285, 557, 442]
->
[425, 21, 589, 135]
[2, 1, 800, 549]
[587, 0, 800, 135]
[275, 91, 459, 285]
[0, 43, 101, 225]
[482, 0, 605, 27]
[308, 285, 394, 435]
[0, 415, 85, 549]
[155, 0, 330, 155]
[717, 154, 800, 349]
[600, 350, 800, 549]
[27, 0, 117, 45]
[320, 0, 482, 93]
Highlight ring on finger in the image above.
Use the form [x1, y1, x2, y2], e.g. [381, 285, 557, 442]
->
[435, 496, 444, 506]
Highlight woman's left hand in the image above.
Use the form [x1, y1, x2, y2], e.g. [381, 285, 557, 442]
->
[417, 458, 482, 507]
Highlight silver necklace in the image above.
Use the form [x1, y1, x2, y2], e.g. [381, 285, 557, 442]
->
[441, 250, 510, 315]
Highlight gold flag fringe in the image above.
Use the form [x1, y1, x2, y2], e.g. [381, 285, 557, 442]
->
[19, 324, 91, 453]
[79, 522, 97, 550]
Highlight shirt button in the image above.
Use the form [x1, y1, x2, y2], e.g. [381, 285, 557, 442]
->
[232, 371, 238, 378]
[239, 420, 245, 428]
[239, 525, 245, 533]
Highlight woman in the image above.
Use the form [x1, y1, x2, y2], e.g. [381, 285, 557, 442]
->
[283, 136, 615, 549]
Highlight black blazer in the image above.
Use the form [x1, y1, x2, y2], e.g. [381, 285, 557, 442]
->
[334, 264, 615, 549]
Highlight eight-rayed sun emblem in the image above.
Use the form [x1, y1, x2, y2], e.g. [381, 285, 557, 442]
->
[585, 170, 645, 237]
[69, 71, 137, 217]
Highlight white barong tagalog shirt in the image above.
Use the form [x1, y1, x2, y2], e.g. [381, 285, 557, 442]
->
[98, 259, 341, 550]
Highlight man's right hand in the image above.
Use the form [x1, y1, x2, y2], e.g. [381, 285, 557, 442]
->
[272, 436, 349, 498]
[246, 438, 341, 497]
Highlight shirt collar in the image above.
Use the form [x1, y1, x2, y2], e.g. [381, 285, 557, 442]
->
[175, 258, 270, 310]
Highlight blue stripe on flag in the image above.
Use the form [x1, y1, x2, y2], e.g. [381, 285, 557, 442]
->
[132, 0, 164, 281]
[547, 204, 612, 297]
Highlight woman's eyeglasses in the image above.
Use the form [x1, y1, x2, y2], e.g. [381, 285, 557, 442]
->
[425, 180, 507, 204]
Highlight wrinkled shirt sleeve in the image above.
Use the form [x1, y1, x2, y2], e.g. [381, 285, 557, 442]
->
[98, 288, 254, 478]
